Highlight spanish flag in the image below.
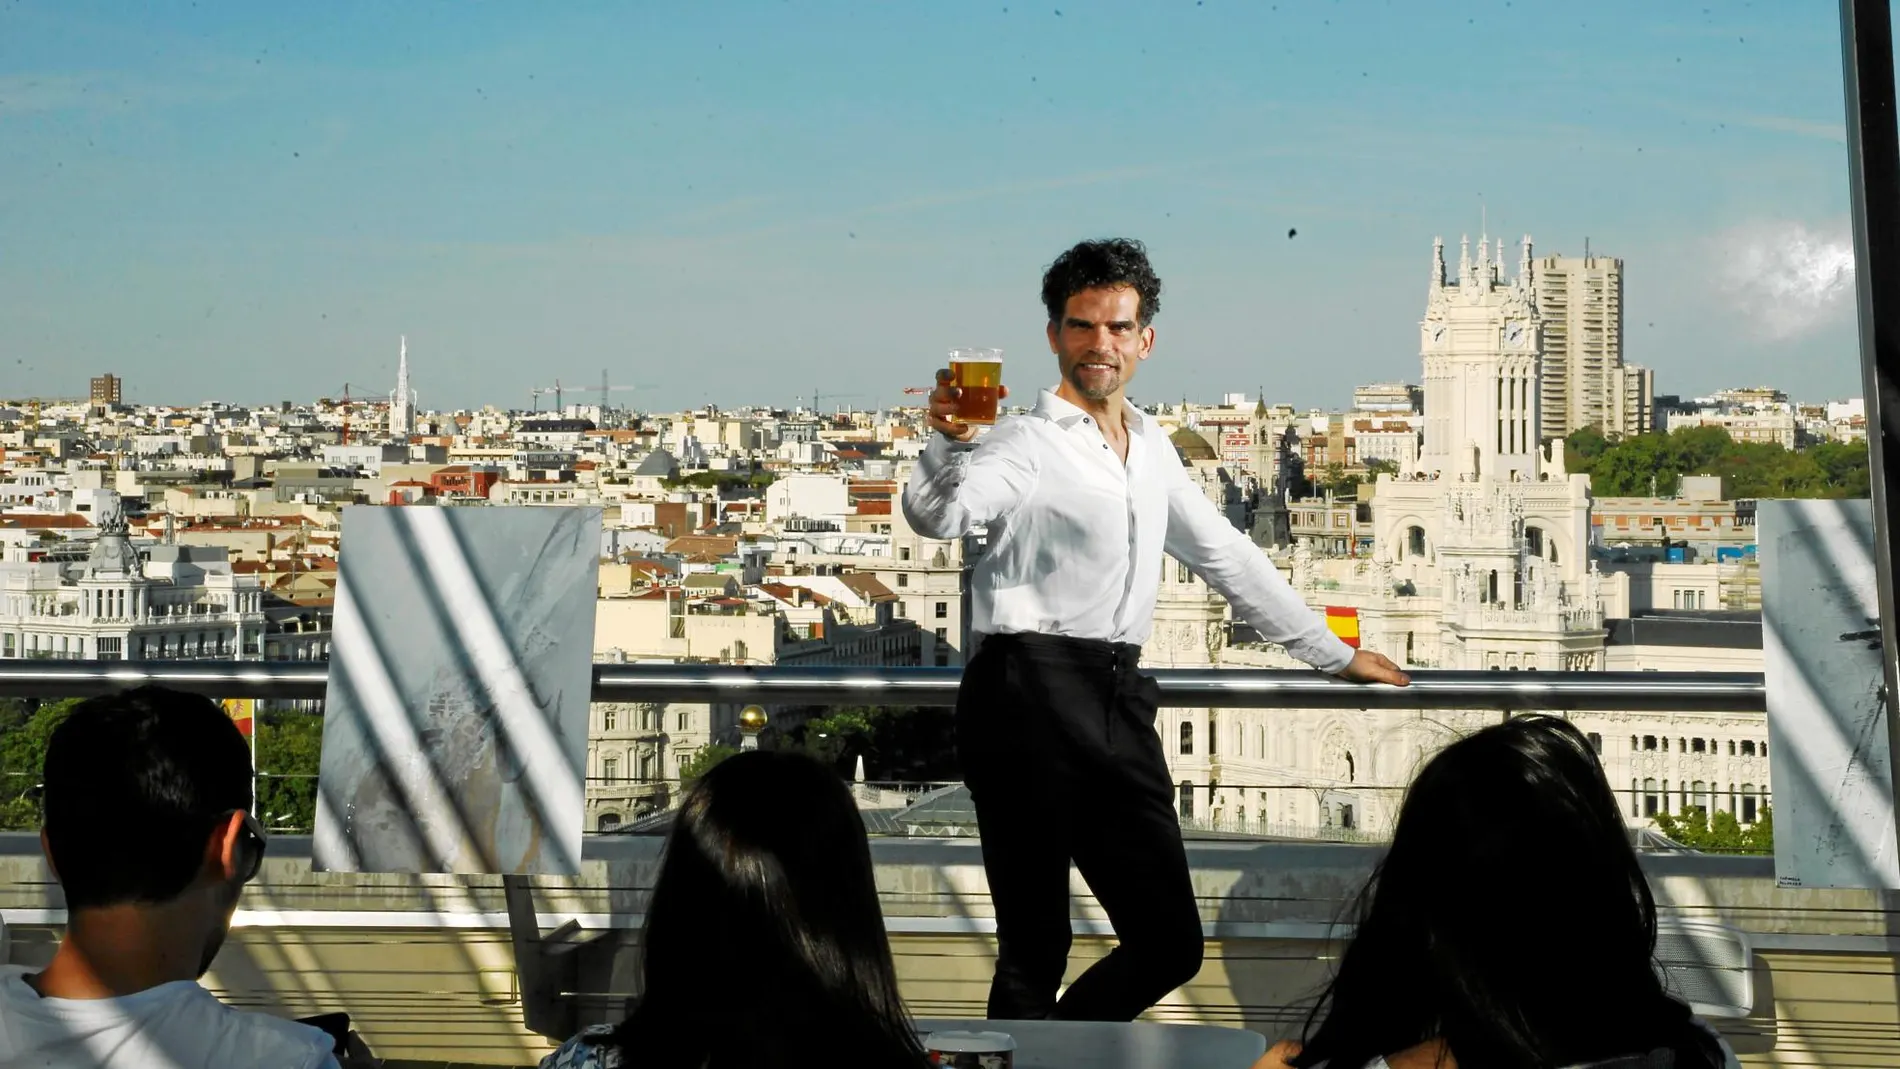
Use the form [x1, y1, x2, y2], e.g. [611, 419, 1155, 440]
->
[222, 698, 255, 738]
[1325, 606, 1361, 648]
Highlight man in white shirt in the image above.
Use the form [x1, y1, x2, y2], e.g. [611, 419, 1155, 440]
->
[0, 685, 347, 1068]
[902, 238, 1408, 1021]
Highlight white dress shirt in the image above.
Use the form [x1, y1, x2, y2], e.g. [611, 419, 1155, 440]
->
[902, 389, 1355, 674]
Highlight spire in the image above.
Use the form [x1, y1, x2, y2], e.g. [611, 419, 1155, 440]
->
[1459, 234, 1472, 287]
[1495, 238, 1506, 285]
[1519, 233, 1534, 294]
[1431, 236, 1446, 290]
[390, 335, 413, 439]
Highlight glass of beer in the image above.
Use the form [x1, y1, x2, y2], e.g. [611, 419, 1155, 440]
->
[948, 348, 1004, 425]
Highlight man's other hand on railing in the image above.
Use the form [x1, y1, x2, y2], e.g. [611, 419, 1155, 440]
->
[1335, 649, 1410, 687]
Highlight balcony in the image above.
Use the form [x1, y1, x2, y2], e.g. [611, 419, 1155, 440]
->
[0, 660, 1892, 1065]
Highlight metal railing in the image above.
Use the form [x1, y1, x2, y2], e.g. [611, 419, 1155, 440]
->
[0, 659, 1766, 711]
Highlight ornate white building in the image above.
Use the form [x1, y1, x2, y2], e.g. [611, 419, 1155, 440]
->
[1162, 233, 1765, 840]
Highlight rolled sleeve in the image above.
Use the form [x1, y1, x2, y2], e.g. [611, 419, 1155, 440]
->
[1161, 463, 1356, 675]
[900, 422, 1038, 540]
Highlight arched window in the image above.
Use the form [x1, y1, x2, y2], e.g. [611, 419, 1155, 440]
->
[1741, 785, 1758, 824]
[601, 757, 619, 785]
[1741, 740, 1756, 757]
[1586, 732, 1602, 754]
[1177, 781, 1194, 820]
[1642, 778, 1659, 817]
[1406, 526, 1427, 559]
[1692, 781, 1708, 811]
[1208, 713, 1219, 755]
[1344, 752, 1356, 783]
[597, 813, 621, 832]
[1525, 526, 1544, 558]
[1179, 721, 1194, 755]
[1339, 803, 1356, 830]
[1487, 570, 1499, 603]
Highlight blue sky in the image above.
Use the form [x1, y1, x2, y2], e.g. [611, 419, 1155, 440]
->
[0, 1, 1867, 413]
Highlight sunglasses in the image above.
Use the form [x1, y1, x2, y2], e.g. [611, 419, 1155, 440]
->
[226, 809, 270, 884]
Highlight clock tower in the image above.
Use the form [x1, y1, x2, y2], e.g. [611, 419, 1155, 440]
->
[1417, 233, 1543, 482]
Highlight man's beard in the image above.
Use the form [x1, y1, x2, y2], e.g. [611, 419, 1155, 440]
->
[1066, 359, 1123, 401]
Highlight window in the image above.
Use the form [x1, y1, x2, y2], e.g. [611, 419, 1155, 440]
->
[934, 601, 947, 619]
[1741, 740, 1756, 757]
[733, 639, 747, 661]
[1662, 737, 1670, 753]
[603, 708, 616, 731]
[897, 601, 907, 616]
[1643, 736, 1657, 751]
[1209, 713, 1218, 755]
[1692, 780, 1709, 811]
[602, 757, 619, 785]
[1339, 803, 1355, 830]
[597, 813, 621, 832]
[1643, 778, 1659, 818]
[1178, 782, 1194, 820]
[1586, 732, 1602, 754]
[1, 634, 11, 658]
[1405, 632, 1414, 661]
[677, 710, 689, 731]
[1179, 721, 1194, 755]
[1741, 786, 1758, 824]
[1406, 526, 1426, 559]
[1176, 560, 1191, 584]
[1525, 526, 1544, 558]
[1344, 751, 1356, 782]
[897, 573, 908, 587]
[1728, 740, 1736, 755]
[899, 546, 911, 560]
[1692, 738, 1706, 754]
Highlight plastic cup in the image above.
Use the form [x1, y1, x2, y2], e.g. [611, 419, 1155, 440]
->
[948, 349, 1004, 425]
[923, 1030, 1016, 1068]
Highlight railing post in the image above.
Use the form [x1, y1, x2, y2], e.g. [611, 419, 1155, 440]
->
[1841, 0, 1900, 859]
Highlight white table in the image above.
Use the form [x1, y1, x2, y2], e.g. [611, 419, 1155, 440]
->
[913, 1019, 1267, 1069]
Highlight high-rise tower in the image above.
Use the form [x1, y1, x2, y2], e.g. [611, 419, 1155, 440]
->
[1534, 251, 1650, 439]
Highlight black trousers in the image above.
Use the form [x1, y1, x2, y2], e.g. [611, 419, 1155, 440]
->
[954, 631, 1205, 1021]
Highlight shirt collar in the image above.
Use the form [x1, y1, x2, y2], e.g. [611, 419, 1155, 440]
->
[1033, 389, 1149, 434]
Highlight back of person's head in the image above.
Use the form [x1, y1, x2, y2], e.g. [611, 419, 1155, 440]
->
[43, 686, 254, 910]
[609, 749, 927, 1068]
[1294, 715, 1724, 1069]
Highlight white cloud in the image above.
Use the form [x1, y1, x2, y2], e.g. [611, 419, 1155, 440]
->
[1715, 220, 1856, 340]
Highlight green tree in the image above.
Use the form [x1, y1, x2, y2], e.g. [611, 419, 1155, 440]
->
[1566, 424, 1867, 500]
[777, 705, 958, 783]
[678, 743, 740, 787]
[1653, 805, 1774, 854]
[1364, 458, 1400, 479]
[0, 699, 80, 830]
[255, 709, 324, 832]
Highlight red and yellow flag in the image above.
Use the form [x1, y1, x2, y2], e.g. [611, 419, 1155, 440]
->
[1325, 606, 1361, 648]
[222, 698, 255, 738]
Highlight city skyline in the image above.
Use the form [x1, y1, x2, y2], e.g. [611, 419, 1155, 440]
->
[1, 2, 1862, 410]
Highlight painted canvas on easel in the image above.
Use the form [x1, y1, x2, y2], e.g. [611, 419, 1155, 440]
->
[313, 506, 602, 875]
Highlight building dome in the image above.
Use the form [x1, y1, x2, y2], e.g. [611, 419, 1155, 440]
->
[1169, 427, 1219, 463]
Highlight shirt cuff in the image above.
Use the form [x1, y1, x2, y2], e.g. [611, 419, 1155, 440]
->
[1297, 632, 1359, 675]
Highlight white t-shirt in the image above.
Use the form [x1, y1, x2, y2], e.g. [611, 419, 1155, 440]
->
[0, 965, 340, 1068]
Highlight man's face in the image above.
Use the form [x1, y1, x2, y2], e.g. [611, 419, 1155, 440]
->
[1048, 285, 1154, 403]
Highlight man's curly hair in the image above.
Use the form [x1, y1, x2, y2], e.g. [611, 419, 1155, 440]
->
[1040, 238, 1164, 327]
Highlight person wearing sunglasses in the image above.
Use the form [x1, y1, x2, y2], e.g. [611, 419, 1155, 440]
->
[0, 685, 352, 1068]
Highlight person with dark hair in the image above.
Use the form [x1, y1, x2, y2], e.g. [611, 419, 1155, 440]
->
[538, 749, 929, 1069]
[902, 238, 1409, 1021]
[0, 685, 347, 1068]
[1258, 715, 1739, 1069]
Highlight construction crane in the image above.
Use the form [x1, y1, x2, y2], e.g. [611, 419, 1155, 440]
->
[322, 383, 364, 445]
[532, 374, 656, 418]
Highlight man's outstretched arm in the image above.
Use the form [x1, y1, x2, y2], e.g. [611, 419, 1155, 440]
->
[1161, 458, 1408, 685]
